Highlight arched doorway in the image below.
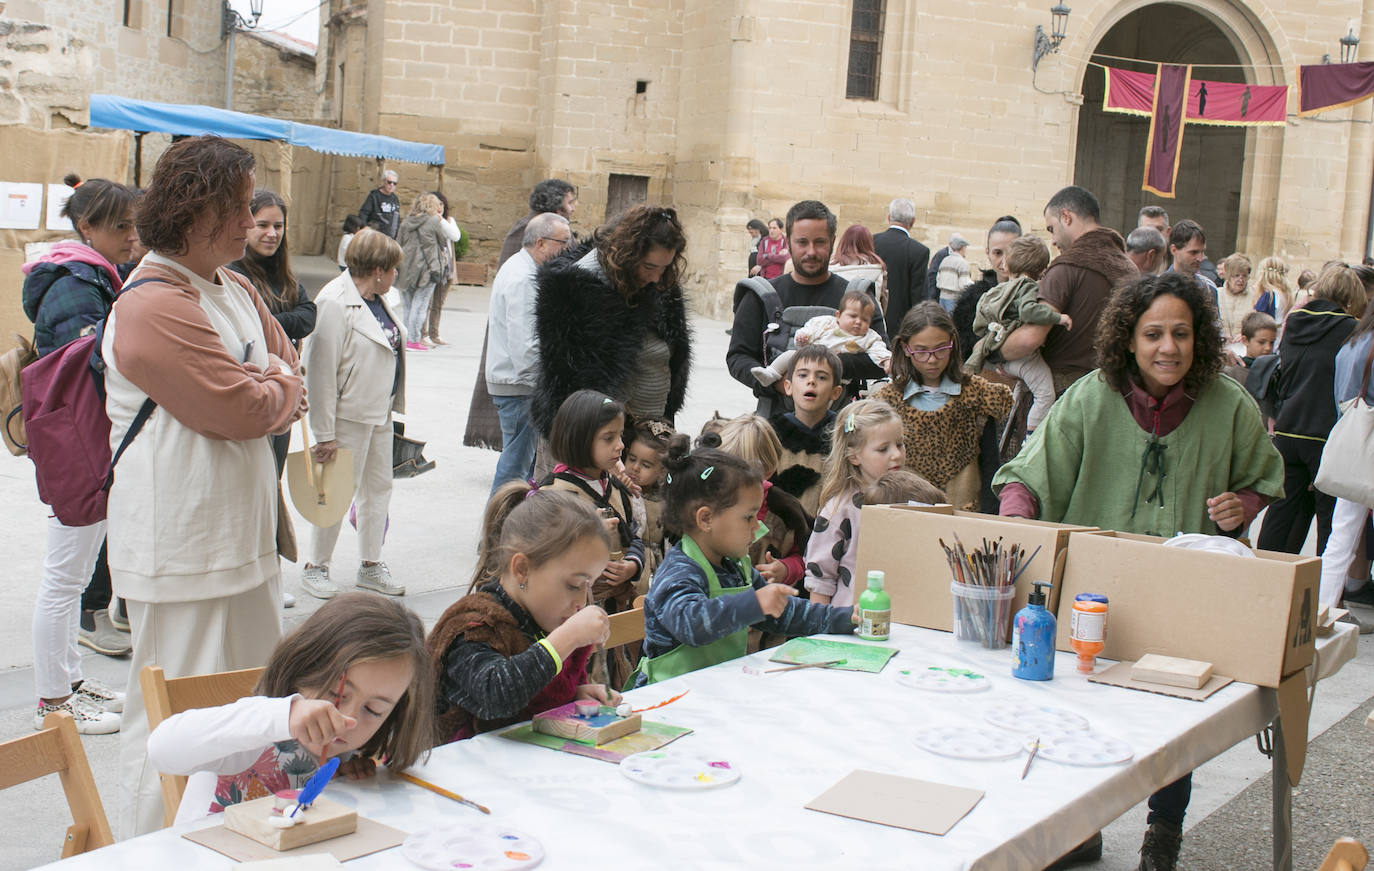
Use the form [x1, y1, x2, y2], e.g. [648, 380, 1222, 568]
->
[1074, 3, 1249, 254]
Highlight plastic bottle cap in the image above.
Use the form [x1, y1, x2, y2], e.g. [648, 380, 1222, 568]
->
[866, 570, 884, 590]
[1075, 593, 1109, 604]
[1028, 580, 1051, 606]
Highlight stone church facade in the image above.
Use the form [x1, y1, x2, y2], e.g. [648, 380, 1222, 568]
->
[321, 0, 1374, 315]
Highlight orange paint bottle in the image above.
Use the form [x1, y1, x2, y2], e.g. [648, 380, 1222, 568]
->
[1069, 593, 1109, 674]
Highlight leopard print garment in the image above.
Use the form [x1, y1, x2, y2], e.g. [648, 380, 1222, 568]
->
[872, 375, 1012, 490]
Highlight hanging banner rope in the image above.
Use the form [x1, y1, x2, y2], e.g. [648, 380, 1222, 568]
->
[1143, 64, 1192, 198]
[1102, 66, 1287, 126]
[1299, 61, 1374, 115]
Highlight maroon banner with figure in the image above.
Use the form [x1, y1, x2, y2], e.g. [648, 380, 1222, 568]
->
[1143, 64, 1191, 198]
[1299, 61, 1374, 115]
[1103, 66, 1287, 125]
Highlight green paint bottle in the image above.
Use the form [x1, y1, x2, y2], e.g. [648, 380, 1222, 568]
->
[857, 570, 891, 641]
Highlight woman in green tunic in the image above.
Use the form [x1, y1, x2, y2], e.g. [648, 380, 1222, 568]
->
[993, 271, 1283, 871]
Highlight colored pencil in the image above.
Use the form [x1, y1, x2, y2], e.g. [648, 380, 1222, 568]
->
[395, 770, 491, 814]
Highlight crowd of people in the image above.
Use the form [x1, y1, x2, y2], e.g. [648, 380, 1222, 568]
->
[15, 134, 1372, 871]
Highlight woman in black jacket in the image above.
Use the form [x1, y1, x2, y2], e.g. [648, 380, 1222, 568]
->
[229, 189, 316, 475]
[1258, 264, 1369, 554]
[531, 205, 691, 436]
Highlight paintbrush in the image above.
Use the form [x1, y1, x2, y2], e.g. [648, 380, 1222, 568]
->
[765, 658, 846, 673]
[1008, 544, 1043, 588]
[319, 670, 348, 767]
[1021, 737, 1041, 780]
[395, 770, 491, 814]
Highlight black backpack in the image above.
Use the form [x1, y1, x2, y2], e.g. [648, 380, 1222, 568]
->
[1245, 353, 1282, 420]
[731, 275, 880, 366]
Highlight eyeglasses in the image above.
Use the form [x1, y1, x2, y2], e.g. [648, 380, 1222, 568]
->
[541, 235, 571, 246]
[904, 342, 954, 360]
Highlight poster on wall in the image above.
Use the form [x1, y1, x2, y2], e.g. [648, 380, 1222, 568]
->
[45, 184, 75, 231]
[0, 183, 43, 230]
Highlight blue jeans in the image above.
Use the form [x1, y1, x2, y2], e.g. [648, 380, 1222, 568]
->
[938, 297, 957, 313]
[490, 394, 538, 495]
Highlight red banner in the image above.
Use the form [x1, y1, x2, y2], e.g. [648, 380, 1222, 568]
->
[1103, 66, 1287, 126]
[1143, 64, 1191, 198]
[1299, 61, 1374, 115]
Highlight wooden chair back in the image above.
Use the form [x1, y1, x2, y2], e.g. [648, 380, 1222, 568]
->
[0, 711, 113, 858]
[141, 664, 265, 828]
[1319, 838, 1369, 871]
[607, 607, 645, 649]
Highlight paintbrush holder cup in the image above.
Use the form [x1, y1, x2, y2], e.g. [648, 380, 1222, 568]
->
[950, 581, 1014, 649]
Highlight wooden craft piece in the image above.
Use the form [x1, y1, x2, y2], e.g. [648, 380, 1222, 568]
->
[1131, 654, 1213, 689]
[532, 701, 641, 746]
[225, 795, 357, 852]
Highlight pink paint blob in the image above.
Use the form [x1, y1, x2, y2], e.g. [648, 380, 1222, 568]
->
[708, 761, 731, 769]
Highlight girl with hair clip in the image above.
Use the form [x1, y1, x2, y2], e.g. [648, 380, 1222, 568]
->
[874, 302, 1013, 511]
[622, 417, 676, 589]
[712, 415, 812, 590]
[634, 439, 854, 687]
[428, 486, 616, 741]
[803, 400, 906, 607]
[147, 593, 435, 824]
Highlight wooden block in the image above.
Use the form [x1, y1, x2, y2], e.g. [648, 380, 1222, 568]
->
[532, 701, 641, 746]
[224, 796, 357, 852]
[1131, 654, 1213, 689]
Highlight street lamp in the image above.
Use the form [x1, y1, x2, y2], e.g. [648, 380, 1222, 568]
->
[1033, 4, 1072, 71]
[223, 0, 263, 36]
[1341, 28, 1361, 64]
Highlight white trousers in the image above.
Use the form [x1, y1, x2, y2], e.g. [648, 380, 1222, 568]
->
[309, 417, 393, 566]
[1319, 497, 1370, 610]
[33, 516, 106, 700]
[118, 578, 282, 837]
[1003, 352, 1058, 431]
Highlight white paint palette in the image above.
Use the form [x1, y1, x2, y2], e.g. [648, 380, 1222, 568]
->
[895, 666, 992, 694]
[619, 749, 741, 790]
[984, 702, 1089, 736]
[913, 725, 1024, 761]
[401, 821, 545, 870]
[1031, 731, 1133, 767]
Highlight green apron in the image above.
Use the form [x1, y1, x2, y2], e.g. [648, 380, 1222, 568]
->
[630, 535, 753, 688]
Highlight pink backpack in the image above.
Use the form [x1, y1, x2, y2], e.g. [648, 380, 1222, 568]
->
[21, 279, 157, 527]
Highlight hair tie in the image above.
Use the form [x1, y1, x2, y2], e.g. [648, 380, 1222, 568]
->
[666, 473, 672, 484]
[648, 420, 673, 438]
[844, 412, 856, 434]
[700, 466, 715, 480]
[524, 478, 542, 500]
[602, 397, 614, 405]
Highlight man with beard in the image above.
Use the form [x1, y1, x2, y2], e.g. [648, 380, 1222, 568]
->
[727, 199, 889, 416]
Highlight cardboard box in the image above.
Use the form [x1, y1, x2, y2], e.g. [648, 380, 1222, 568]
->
[1055, 531, 1319, 688]
[852, 505, 1098, 632]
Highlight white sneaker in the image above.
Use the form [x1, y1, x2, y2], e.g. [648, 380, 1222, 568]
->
[302, 564, 338, 600]
[35, 695, 121, 734]
[283, 592, 296, 608]
[356, 562, 405, 596]
[73, 677, 124, 713]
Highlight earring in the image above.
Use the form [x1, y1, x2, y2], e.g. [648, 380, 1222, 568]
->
[84, 238, 92, 245]
[518, 581, 527, 590]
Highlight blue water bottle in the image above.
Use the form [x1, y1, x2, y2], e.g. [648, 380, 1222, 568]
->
[1011, 581, 1056, 681]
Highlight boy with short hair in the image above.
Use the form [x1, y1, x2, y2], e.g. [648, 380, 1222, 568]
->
[769, 345, 844, 518]
[751, 290, 891, 388]
[1223, 311, 1278, 386]
[965, 235, 1070, 432]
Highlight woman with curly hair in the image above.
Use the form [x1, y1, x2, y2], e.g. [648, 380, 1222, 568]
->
[530, 204, 690, 436]
[994, 270, 1283, 871]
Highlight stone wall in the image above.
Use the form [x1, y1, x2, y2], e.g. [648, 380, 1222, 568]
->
[233, 31, 317, 121]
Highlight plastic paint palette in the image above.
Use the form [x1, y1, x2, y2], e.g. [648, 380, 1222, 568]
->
[619, 749, 741, 790]
[984, 702, 1090, 736]
[895, 666, 992, 693]
[1030, 731, 1134, 767]
[913, 725, 1024, 761]
[401, 822, 545, 870]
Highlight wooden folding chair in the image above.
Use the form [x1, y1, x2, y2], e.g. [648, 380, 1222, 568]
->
[607, 607, 646, 649]
[0, 711, 113, 858]
[141, 664, 265, 828]
[1319, 838, 1368, 871]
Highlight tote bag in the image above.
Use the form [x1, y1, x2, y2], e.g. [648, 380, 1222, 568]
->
[1315, 338, 1374, 507]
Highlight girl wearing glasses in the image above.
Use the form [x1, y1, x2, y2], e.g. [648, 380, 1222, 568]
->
[873, 302, 1012, 511]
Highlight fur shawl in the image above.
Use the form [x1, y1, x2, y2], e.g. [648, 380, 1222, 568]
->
[531, 243, 692, 435]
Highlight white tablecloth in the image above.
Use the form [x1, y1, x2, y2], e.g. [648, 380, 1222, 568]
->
[38, 623, 1357, 871]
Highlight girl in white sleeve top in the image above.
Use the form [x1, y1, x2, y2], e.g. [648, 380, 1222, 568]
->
[146, 594, 435, 824]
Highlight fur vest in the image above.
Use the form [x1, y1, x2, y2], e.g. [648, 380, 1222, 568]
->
[531, 242, 692, 435]
[769, 413, 832, 519]
[428, 589, 592, 742]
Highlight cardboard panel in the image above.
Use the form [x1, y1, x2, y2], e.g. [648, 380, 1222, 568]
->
[852, 505, 1098, 632]
[1055, 531, 1318, 688]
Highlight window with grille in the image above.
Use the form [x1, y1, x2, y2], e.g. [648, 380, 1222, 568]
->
[846, 0, 886, 100]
